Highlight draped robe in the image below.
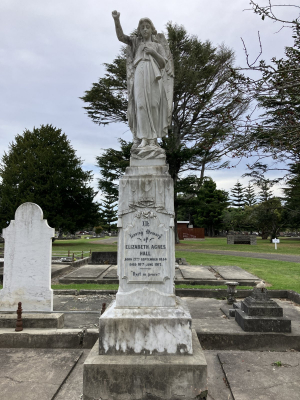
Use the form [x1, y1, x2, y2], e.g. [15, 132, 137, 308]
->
[127, 38, 169, 140]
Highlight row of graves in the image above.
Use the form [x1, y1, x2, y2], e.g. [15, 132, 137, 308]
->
[0, 12, 298, 398]
[0, 206, 295, 398]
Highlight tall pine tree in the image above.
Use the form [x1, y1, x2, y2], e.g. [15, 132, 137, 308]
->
[244, 183, 257, 206]
[257, 179, 273, 202]
[99, 194, 118, 232]
[230, 181, 245, 208]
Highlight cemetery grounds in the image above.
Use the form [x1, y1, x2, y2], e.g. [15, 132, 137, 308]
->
[43, 236, 300, 292]
[1, 235, 300, 399]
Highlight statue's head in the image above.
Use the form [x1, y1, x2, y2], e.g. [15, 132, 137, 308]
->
[137, 18, 157, 40]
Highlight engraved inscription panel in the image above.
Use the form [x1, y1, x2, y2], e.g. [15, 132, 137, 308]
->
[123, 214, 169, 283]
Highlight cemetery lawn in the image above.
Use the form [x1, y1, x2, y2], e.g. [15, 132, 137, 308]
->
[50, 283, 252, 290]
[52, 283, 119, 290]
[52, 238, 117, 256]
[12, 237, 293, 294]
[176, 237, 300, 255]
[175, 251, 300, 293]
[52, 237, 300, 256]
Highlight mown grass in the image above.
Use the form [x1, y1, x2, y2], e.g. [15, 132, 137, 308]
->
[176, 236, 300, 255]
[1, 237, 299, 292]
[52, 283, 119, 290]
[52, 236, 300, 256]
[175, 251, 300, 292]
[51, 283, 252, 290]
[175, 284, 253, 289]
[52, 237, 117, 254]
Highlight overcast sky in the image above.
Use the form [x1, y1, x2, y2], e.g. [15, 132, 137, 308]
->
[0, 0, 296, 201]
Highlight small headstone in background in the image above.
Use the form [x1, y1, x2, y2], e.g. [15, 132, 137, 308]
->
[0, 202, 54, 311]
[227, 234, 257, 245]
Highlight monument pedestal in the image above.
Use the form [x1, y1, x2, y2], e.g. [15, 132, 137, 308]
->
[234, 288, 291, 332]
[83, 155, 207, 398]
[116, 162, 176, 308]
[83, 330, 207, 400]
[99, 297, 192, 355]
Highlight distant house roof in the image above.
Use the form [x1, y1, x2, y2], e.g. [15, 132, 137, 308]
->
[177, 221, 189, 224]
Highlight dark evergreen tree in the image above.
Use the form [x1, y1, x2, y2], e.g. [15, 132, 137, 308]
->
[96, 139, 131, 203]
[0, 125, 99, 233]
[251, 197, 284, 240]
[176, 175, 202, 227]
[257, 179, 273, 202]
[284, 163, 300, 230]
[99, 194, 118, 232]
[230, 181, 245, 208]
[194, 177, 229, 236]
[222, 207, 245, 233]
[244, 182, 257, 206]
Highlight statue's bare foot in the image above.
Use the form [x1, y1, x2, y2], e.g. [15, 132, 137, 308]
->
[138, 139, 148, 148]
[132, 138, 141, 149]
[149, 139, 158, 147]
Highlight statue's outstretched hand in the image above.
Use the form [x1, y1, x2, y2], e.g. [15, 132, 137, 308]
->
[112, 10, 120, 19]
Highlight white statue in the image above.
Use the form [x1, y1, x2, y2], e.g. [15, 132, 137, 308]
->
[112, 11, 174, 155]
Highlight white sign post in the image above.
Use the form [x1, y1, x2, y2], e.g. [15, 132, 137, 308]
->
[272, 238, 280, 250]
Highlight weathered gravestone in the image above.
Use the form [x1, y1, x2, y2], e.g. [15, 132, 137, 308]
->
[233, 287, 291, 332]
[83, 11, 207, 400]
[0, 203, 54, 311]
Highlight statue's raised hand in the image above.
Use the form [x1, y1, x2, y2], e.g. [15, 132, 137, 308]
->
[112, 10, 120, 19]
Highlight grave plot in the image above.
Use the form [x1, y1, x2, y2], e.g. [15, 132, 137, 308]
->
[57, 263, 263, 286]
[59, 265, 110, 283]
[101, 265, 118, 279]
[51, 263, 72, 278]
[211, 265, 260, 283]
[175, 267, 183, 279]
[179, 265, 217, 280]
[0, 348, 83, 400]
[218, 351, 300, 400]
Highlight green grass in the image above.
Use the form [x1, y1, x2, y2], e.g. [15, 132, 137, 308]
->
[52, 283, 119, 290]
[175, 284, 253, 289]
[175, 251, 300, 292]
[51, 283, 252, 290]
[1, 237, 299, 293]
[52, 237, 117, 254]
[176, 236, 300, 255]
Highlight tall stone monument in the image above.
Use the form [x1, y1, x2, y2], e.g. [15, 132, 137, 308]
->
[83, 12, 207, 400]
[0, 203, 54, 311]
